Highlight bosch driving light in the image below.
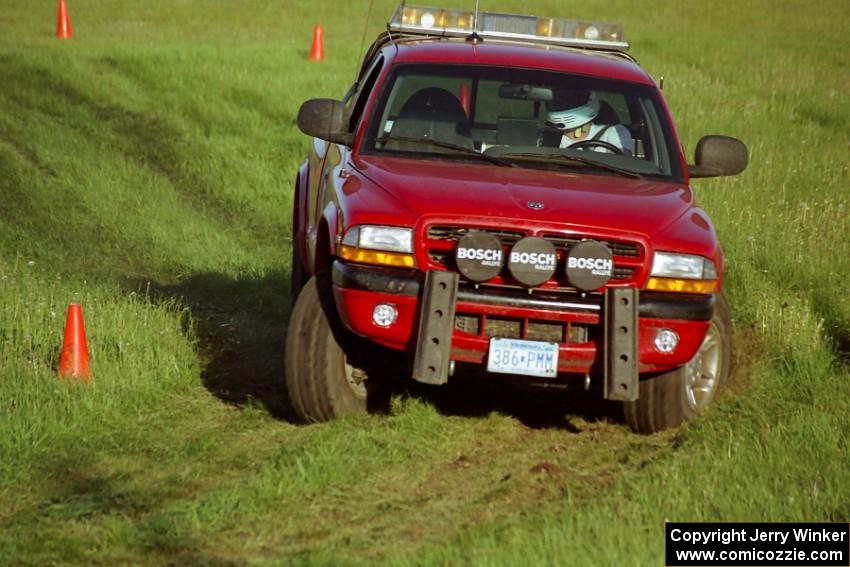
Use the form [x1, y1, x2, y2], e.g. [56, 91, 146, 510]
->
[646, 252, 719, 294]
[389, 5, 628, 50]
[372, 303, 399, 328]
[339, 226, 415, 268]
[653, 329, 680, 354]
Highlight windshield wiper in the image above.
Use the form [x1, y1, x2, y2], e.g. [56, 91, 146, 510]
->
[374, 136, 516, 168]
[497, 152, 643, 179]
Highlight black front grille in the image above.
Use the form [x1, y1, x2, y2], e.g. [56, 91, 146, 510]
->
[426, 226, 640, 258]
[541, 233, 640, 258]
[425, 225, 643, 288]
[430, 250, 636, 281]
[427, 226, 525, 245]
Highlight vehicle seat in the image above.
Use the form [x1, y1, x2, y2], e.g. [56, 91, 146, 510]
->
[595, 101, 620, 125]
[391, 87, 473, 149]
[497, 117, 540, 146]
[597, 101, 650, 158]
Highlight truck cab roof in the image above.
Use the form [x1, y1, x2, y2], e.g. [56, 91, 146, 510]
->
[383, 38, 656, 86]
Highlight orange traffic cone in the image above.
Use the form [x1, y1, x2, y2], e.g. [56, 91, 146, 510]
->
[309, 24, 324, 61]
[59, 303, 90, 382]
[57, 0, 73, 39]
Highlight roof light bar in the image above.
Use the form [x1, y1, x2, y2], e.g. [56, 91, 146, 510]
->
[389, 4, 628, 51]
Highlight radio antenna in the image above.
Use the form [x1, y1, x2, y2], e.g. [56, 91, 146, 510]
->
[355, 0, 377, 77]
[466, 0, 482, 43]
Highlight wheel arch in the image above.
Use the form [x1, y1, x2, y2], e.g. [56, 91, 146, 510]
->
[314, 203, 339, 274]
[293, 160, 310, 270]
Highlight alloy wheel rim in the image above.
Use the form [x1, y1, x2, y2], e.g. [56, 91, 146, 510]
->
[344, 357, 368, 399]
[684, 321, 722, 412]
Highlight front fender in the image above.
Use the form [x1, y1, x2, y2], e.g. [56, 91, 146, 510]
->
[651, 207, 724, 290]
[295, 160, 309, 231]
[308, 202, 340, 274]
[321, 202, 340, 263]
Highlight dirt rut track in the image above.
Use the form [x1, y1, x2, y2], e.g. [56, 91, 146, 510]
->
[132, 272, 706, 555]
[210, 417, 671, 559]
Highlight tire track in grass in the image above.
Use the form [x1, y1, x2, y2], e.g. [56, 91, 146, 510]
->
[1, 55, 250, 230]
[101, 273, 680, 563]
[200, 394, 674, 563]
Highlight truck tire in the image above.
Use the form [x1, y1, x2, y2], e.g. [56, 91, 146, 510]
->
[289, 238, 306, 309]
[285, 275, 369, 422]
[623, 294, 731, 434]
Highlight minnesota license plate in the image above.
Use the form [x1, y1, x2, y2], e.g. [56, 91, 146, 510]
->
[486, 338, 559, 378]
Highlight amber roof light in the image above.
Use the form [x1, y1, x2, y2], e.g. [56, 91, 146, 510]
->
[388, 4, 628, 51]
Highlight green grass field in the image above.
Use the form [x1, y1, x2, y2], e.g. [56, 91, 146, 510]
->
[1, 0, 849, 564]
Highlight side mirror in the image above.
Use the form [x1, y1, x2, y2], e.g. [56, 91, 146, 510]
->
[297, 99, 351, 145]
[688, 135, 748, 178]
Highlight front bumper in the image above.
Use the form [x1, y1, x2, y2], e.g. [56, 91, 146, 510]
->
[332, 260, 712, 380]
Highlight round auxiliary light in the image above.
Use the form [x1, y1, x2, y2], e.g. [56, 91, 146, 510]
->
[456, 231, 504, 282]
[565, 240, 613, 291]
[653, 329, 679, 354]
[507, 237, 557, 287]
[372, 303, 398, 328]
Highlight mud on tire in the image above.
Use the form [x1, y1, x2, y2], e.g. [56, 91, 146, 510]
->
[285, 275, 372, 422]
[623, 294, 732, 434]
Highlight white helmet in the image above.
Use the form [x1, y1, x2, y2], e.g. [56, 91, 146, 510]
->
[546, 90, 600, 130]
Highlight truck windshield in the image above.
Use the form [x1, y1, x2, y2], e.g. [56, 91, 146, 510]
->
[362, 64, 683, 182]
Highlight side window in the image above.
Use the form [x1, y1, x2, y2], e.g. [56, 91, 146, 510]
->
[348, 57, 384, 132]
[639, 97, 669, 169]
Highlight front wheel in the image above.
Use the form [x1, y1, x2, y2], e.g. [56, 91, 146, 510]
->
[285, 275, 370, 422]
[623, 294, 732, 434]
[289, 239, 307, 309]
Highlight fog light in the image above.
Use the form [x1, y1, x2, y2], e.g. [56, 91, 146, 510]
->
[653, 329, 679, 354]
[372, 303, 398, 328]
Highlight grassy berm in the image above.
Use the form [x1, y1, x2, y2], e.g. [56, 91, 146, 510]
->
[1, 1, 849, 564]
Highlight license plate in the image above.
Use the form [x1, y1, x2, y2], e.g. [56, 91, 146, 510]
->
[486, 338, 559, 378]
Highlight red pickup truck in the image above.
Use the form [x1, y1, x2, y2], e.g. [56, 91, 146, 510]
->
[286, 5, 747, 433]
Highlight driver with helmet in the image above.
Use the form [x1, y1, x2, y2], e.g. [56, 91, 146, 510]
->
[545, 89, 634, 156]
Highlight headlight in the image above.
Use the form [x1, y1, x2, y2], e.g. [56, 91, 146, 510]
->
[651, 252, 709, 279]
[340, 225, 415, 268]
[356, 226, 412, 253]
[647, 252, 718, 294]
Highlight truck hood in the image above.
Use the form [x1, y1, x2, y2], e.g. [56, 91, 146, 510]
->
[353, 155, 693, 238]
